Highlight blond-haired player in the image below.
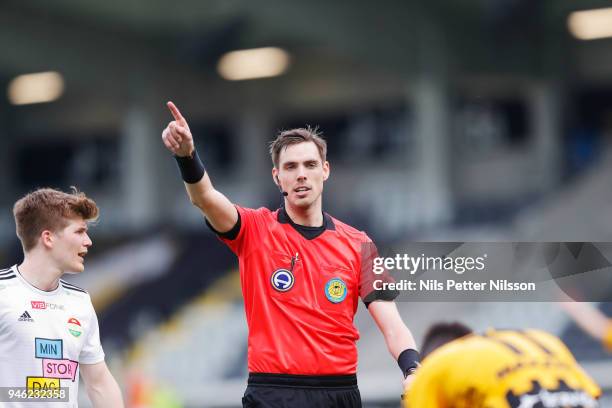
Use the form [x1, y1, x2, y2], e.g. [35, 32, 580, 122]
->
[0, 188, 124, 407]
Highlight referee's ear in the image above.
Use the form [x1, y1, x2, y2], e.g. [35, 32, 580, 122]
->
[272, 167, 280, 187]
[323, 161, 330, 181]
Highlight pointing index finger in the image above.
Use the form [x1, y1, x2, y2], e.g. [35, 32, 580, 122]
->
[167, 101, 184, 122]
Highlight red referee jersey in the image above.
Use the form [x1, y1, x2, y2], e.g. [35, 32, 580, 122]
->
[212, 205, 383, 375]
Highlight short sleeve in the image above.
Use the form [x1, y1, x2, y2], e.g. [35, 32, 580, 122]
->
[359, 235, 399, 307]
[208, 205, 263, 256]
[79, 300, 105, 365]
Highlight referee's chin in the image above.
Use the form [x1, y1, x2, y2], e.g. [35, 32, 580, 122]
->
[288, 194, 321, 210]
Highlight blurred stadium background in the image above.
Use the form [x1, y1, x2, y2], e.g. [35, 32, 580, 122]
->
[1, 0, 612, 406]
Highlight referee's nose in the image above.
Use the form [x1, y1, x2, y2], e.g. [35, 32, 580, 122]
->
[297, 164, 307, 181]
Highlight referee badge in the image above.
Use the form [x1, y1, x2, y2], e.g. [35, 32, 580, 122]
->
[271, 269, 295, 292]
[325, 278, 347, 303]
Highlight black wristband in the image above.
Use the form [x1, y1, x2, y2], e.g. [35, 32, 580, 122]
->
[397, 348, 420, 378]
[174, 150, 205, 184]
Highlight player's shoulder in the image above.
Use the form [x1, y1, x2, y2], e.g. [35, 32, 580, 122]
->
[481, 328, 575, 361]
[59, 279, 90, 296]
[491, 328, 565, 348]
[0, 266, 19, 295]
[517, 328, 573, 356]
[328, 215, 369, 242]
[520, 328, 562, 343]
[0, 266, 18, 282]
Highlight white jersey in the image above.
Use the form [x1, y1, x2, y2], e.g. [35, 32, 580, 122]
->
[0, 265, 105, 407]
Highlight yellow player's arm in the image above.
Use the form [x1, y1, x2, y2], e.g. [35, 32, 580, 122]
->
[560, 302, 611, 349]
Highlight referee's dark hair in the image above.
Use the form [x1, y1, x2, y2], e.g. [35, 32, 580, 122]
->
[269, 126, 327, 168]
[421, 321, 473, 359]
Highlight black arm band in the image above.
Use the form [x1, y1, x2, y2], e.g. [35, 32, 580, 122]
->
[397, 348, 420, 378]
[174, 150, 206, 184]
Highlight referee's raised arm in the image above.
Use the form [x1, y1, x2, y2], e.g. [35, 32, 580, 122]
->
[162, 101, 238, 233]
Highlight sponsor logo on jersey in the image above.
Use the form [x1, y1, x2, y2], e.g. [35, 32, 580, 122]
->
[325, 278, 347, 303]
[35, 338, 63, 359]
[271, 269, 295, 292]
[42, 359, 79, 382]
[67, 318, 82, 338]
[31, 301, 65, 310]
[18, 311, 34, 322]
[506, 380, 598, 408]
[26, 377, 60, 389]
[31, 301, 46, 309]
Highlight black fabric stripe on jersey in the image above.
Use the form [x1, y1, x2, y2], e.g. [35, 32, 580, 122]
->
[362, 289, 400, 308]
[519, 330, 553, 355]
[0, 267, 11, 273]
[483, 334, 523, 355]
[61, 284, 87, 293]
[277, 207, 334, 240]
[61, 281, 87, 291]
[0, 275, 16, 280]
[0, 270, 14, 276]
[60, 280, 87, 291]
[205, 211, 242, 241]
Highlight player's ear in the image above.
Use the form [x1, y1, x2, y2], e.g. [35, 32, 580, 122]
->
[40, 230, 54, 249]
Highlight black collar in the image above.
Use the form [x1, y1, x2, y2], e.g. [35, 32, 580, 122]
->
[277, 207, 335, 240]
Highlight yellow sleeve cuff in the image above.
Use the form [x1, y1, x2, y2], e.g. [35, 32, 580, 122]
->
[604, 323, 612, 352]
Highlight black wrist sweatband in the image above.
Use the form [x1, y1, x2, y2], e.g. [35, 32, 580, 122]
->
[174, 150, 205, 184]
[397, 348, 420, 378]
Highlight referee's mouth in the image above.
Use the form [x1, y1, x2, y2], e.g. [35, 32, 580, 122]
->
[293, 186, 311, 197]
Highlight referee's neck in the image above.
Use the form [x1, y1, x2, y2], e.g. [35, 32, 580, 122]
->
[284, 202, 324, 227]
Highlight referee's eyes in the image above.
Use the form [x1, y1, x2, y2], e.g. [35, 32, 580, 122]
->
[284, 162, 317, 170]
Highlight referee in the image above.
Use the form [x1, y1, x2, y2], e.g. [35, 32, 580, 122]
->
[162, 101, 419, 408]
